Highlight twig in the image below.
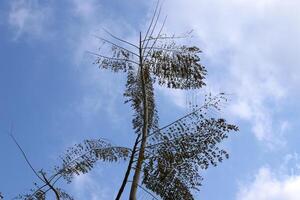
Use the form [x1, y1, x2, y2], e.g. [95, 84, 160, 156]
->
[93, 35, 139, 57]
[10, 133, 46, 184]
[103, 28, 139, 49]
[87, 51, 139, 65]
[142, 0, 160, 49]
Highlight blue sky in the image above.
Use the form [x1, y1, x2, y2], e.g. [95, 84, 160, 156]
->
[1, 0, 300, 199]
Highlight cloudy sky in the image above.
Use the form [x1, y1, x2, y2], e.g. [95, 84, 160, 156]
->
[1, 0, 300, 199]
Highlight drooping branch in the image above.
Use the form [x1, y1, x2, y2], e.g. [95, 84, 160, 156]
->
[127, 93, 238, 199]
[139, 93, 225, 143]
[16, 138, 130, 199]
[57, 139, 131, 183]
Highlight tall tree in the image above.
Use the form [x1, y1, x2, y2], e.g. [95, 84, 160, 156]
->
[15, 2, 238, 199]
[86, 1, 238, 199]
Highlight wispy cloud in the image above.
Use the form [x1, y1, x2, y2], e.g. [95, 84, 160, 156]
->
[8, 0, 52, 40]
[72, 170, 113, 200]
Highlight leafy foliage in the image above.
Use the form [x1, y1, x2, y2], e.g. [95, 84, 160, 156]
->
[16, 139, 130, 199]
[56, 139, 131, 183]
[55, 189, 74, 200]
[141, 94, 238, 199]
[15, 185, 73, 200]
[94, 45, 136, 73]
[124, 68, 159, 135]
[145, 41, 207, 89]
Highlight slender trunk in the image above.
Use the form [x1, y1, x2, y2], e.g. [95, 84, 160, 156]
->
[129, 32, 149, 200]
[115, 134, 140, 200]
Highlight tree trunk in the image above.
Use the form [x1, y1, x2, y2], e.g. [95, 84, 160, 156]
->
[115, 134, 140, 200]
[129, 32, 149, 200]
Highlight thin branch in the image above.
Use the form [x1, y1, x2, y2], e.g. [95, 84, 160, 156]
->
[10, 134, 46, 184]
[27, 184, 48, 199]
[142, 0, 160, 49]
[51, 174, 63, 187]
[87, 51, 139, 65]
[144, 133, 212, 159]
[37, 174, 63, 198]
[138, 94, 221, 143]
[142, 47, 190, 56]
[29, 173, 63, 199]
[93, 35, 139, 57]
[142, 35, 189, 42]
[143, 15, 168, 61]
[103, 28, 139, 49]
[142, 4, 163, 55]
[41, 173, 60, 200]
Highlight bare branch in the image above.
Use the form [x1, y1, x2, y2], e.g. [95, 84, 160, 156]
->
[142, 35, 190, 42]
[26, 184, 47, 199]
[142, 4, 162, 54]
[87, 51, 139, 65]
[103, 28, 139, 49]
[10, 133, 46, 184]
[142, 0, 161, 49]
[141, 1, 161, 51]
[93, 35, 139, 57]
[143, 15, 168, 61]
[41, 172, 60, 200]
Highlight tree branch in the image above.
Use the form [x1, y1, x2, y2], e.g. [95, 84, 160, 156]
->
[140, 94, 221, 142]
[87, 51, 139, 65]
[142, 0, 162, 51]
[93, 35, 139, 57]
[142, 0, 160, 49]
[10, 133, 46, 184]
[143, 15, 168, 61]
[103, 28, 139, 49]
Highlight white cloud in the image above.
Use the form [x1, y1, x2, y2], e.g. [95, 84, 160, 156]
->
[236, 153, 300, 200]
[8, 0, 52, 39]
[237, 167, 300, 200]
[159, 0, 300, 146]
